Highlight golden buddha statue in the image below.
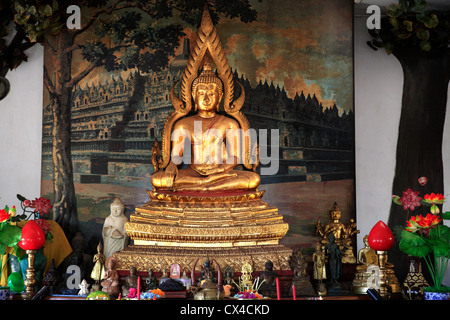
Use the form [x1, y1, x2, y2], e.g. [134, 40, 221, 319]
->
[151, 60, 260, 192]
[316, 202, 359, 264]
[114, 5, 292, 274]
[351, 235, 401, 294]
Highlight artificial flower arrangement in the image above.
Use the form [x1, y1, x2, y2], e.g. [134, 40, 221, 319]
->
[392, 177, 450, 293]
[0, 206, 22, 285]
[140, 288, 165, 300]
[0, 195, 53, 288]
[232, 277, 266, 300]
[121, 288, 165, 300]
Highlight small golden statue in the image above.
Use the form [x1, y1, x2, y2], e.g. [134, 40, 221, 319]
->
[239, 262, 254, 291]
[352, 235, 401, 294]
[90, 242, 105, 292]
[315, 202, 359, 263]
[312, 243, 327, 295]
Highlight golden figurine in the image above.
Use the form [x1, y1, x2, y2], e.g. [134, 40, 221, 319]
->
[240, 262, 253, 291]
[114, 4, 292, 274]
[351, 235, 401, 295]
[90, 242, 105, 291]
[315, 202, 359, 264]
[312, 243, 328, 296]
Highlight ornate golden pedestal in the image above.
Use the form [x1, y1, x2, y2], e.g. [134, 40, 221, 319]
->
[114, 190, 292, 272]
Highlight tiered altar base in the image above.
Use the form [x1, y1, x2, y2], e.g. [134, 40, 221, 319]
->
[114, 190, 293, 272]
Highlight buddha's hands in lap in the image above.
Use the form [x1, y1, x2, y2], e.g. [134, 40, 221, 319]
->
[162, 162, 178, 187]
[192, 164, 237, 179]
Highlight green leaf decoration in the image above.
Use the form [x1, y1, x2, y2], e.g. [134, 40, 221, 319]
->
[403, 20, 414, 32]
[16, 194, 26, 202]
[442, 211, 450, 220]
[39, 4, 53, 17]
[392, 195, 402, 205]
[0, 223, 22, 250]
[419, 40, 431, 51]
[386, 4, 403, 18]
[416, 29, 430, 40]
[390, 17, 399, 29]
[399, 229, 430, 257]
[424, 14, 439, 28]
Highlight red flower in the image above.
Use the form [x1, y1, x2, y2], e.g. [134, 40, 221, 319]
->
[0, 209, 10, 223]
[31, 197, 53, 214]
[406, 213, 441, 233]
[23, 199, 31, 207]
[399, 188, 422, 211]
[424, 193, 445, 203]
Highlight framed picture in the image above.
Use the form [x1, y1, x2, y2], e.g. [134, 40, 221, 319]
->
[41, 0, 354, 254]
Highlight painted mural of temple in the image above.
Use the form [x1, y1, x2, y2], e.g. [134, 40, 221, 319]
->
[41, 40, 354, 189]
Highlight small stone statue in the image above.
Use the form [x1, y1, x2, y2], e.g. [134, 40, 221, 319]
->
[258, 261, 277, 298]
[122, 266, 138, 297]
[102, 197, 129, 258]
[101, 257, 120, 296]
[145, 269, 158, 291]
[90, 242, 105, 291]
[78, 279, 91, 295]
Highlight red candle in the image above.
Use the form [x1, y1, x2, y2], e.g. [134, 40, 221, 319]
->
[137, 276, 141, 300]
[117, 293, 121, 300]
[292, 284, 296, 300]
[276, 277, 280, 300]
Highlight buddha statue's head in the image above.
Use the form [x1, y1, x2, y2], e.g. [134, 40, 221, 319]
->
[329, 202, 341, 221]
[192, 60, 223, 112]
[110, 197, 125, 216]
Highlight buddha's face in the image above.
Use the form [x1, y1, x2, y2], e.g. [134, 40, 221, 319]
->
[111, 204, 124, 217]
[193, 83, 222, 112]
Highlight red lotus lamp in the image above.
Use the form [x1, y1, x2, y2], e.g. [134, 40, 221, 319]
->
[19, 220, 46, 300]
[368, 220, 395, 251]
[368, 220, 394, 299]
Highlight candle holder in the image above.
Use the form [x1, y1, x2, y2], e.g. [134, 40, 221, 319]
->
[375, 250, 389, 299]
[18, 220, 46, 300]
[23, 250, 37, 300]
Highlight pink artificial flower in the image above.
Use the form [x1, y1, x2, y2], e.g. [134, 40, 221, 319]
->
[418, 176, 428, 186]
[399, 188, 422, 211]
[31, 197, 53, 214]
[23, 199, 32, 207]
[128, 288, 137, 298]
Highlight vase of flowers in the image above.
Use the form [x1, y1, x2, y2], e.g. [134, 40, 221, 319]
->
[392, 177, 450, 300]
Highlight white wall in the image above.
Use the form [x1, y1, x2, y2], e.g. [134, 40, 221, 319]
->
[1, 8, 449, 285]
[0, 44, 43, 209]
